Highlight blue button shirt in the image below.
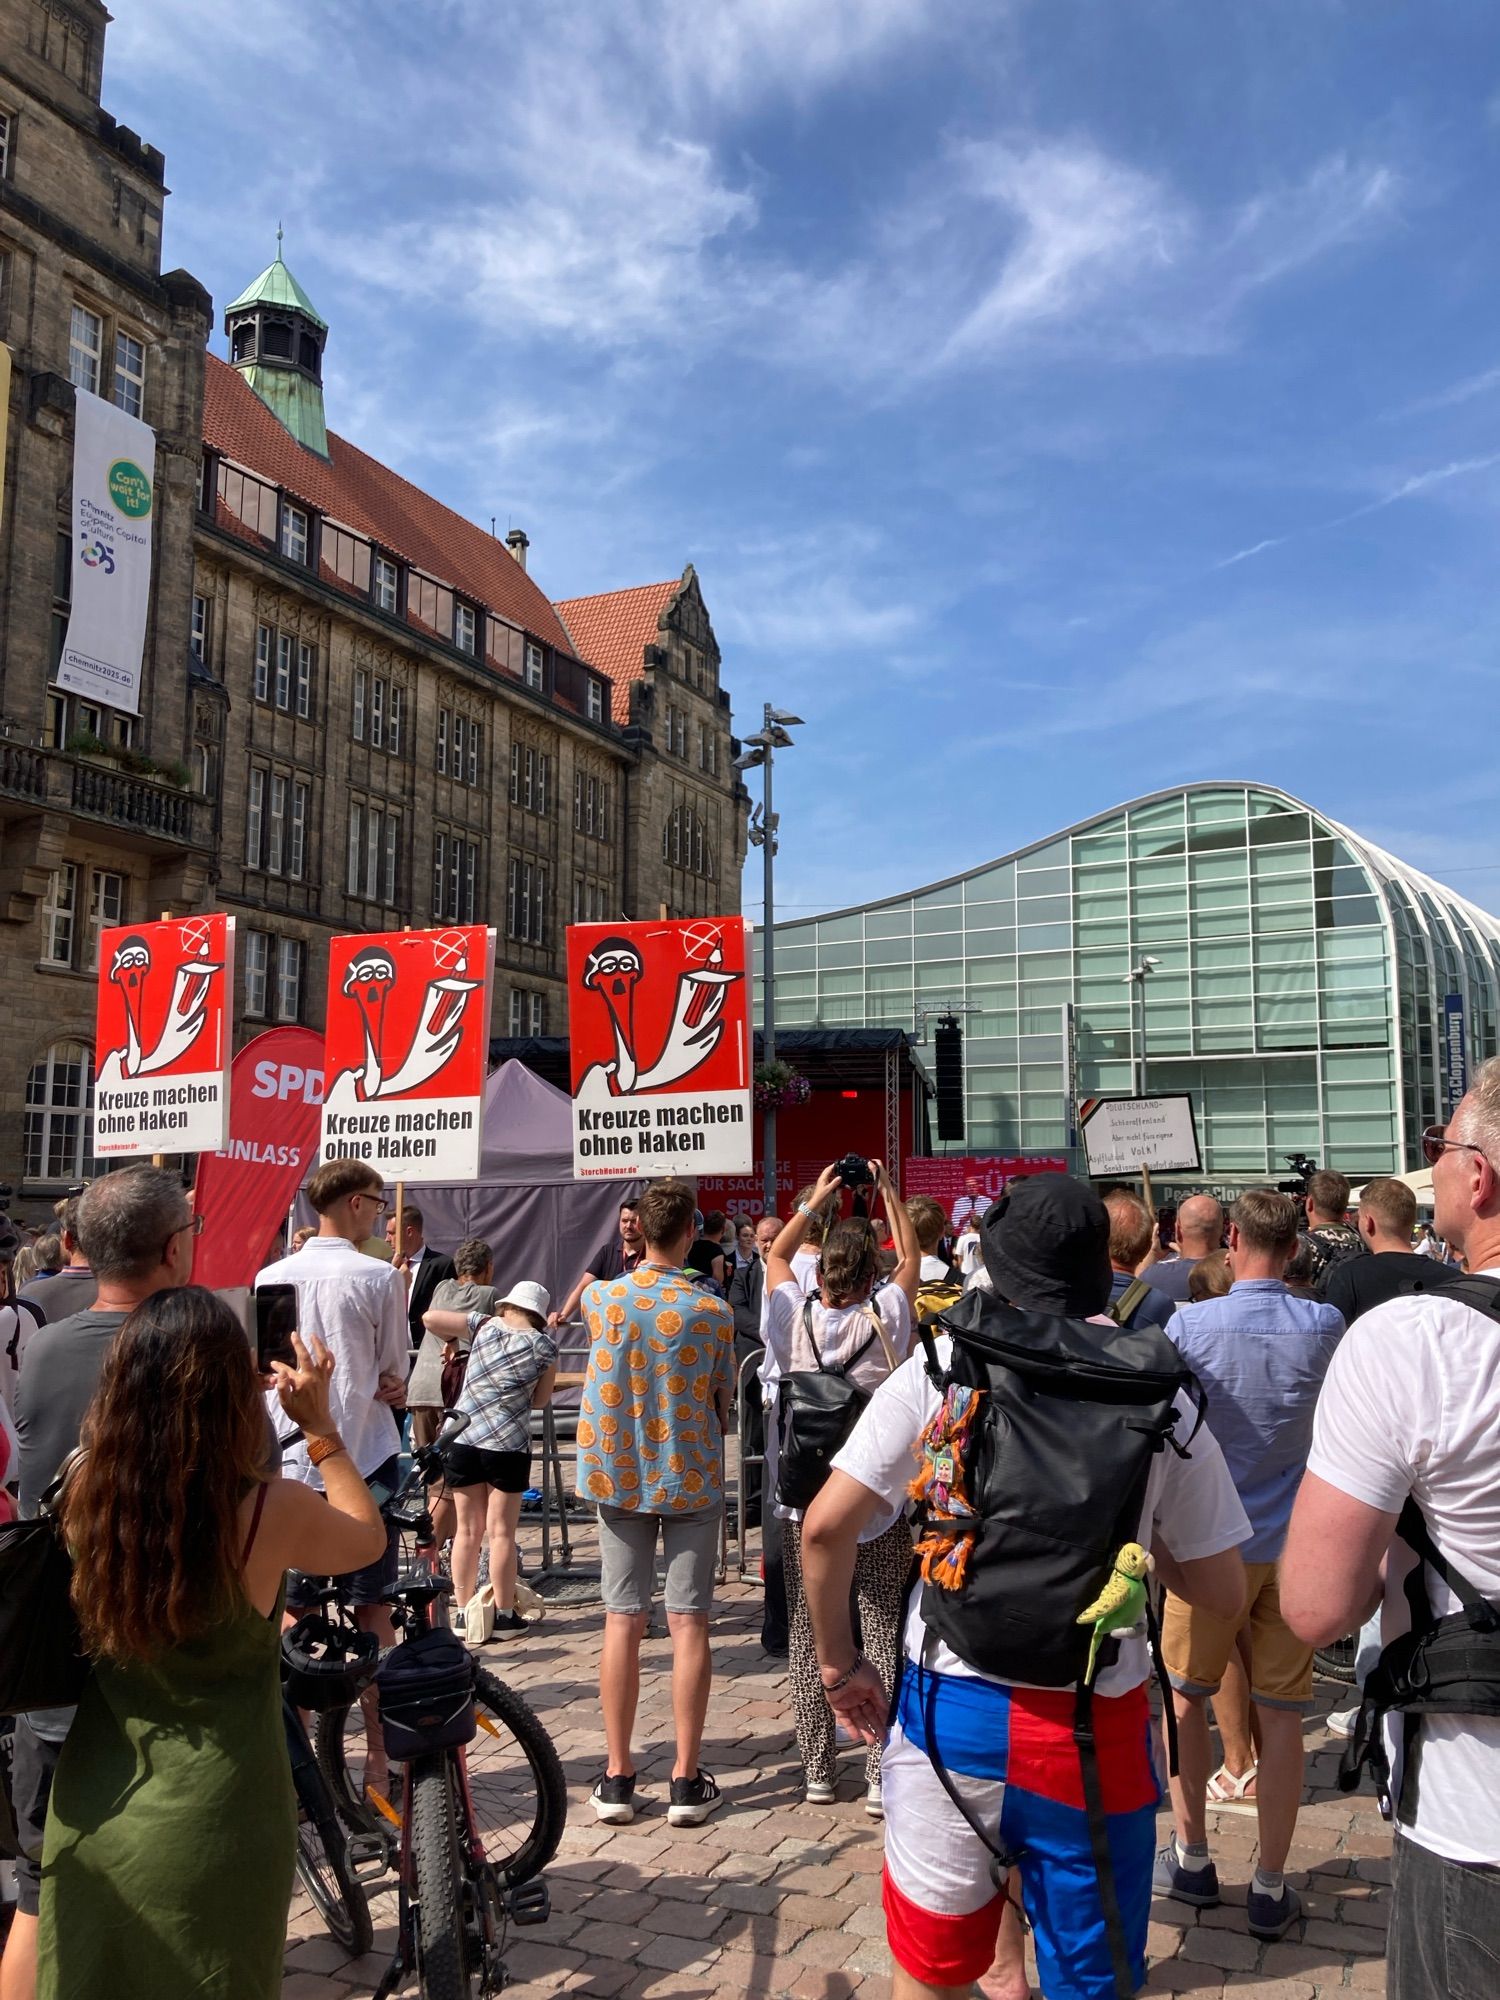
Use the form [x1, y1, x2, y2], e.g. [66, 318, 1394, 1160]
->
[1168, 1279, 1344, 1562]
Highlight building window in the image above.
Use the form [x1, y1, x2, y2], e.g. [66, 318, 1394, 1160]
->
[433, 831, 479, 923]
[698, 723, 718, 776]
[468, 721, 480, 786]
[255, 624, 271, 702]
[267, 774, 287, 873]
[586, 679, 604, 723]
[296, 641, 314, 719]
[370, 677, 384, 751]
[575, 772, 614, 841]
[352, 669, 366, 742]
[280, 504, 310, 566]
[290, 781, 308, 880]
[0, 110, 12, 181]
[347, 801, 399, 902]
[507, 858, 548, 944]
[389, 684, 404, 756]
[86, 871, 123, 972]
[245, 931, 270, 1018]
[663, 803, 715, 879]
[276, 938, 304, 1022]
[190, 593, 209, 663]
[23, 1042, 95, 1183]
[436, 708, 448, 776]
[112, 330, 146, 419]
[510, 745, 551, 815]
[41, 864, 77, 967]
[455, 603, 476, 655]
[246, 767, 264, 867]
[68, 303, 102, 395]
[524, 642, 545, 691]
[530, 993, 544, 1035]
[665, 705, 688, 759]
[508, 989, 524, 1036]
[452, 714, 466, 783]
[274, 633, 292, 710]
[373, 555, 399, 613]
[573, 877, 610, 925]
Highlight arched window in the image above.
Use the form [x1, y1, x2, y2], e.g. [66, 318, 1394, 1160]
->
[24, 1041, 96, 1182]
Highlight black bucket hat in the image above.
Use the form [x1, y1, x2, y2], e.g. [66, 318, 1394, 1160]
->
[980, 1172, 1112, 1318]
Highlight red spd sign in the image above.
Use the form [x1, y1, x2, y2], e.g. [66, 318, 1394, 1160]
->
[320, 927, 495, 1182]
[94, 913, 234, 1156]
[567, 918, 753, 1179]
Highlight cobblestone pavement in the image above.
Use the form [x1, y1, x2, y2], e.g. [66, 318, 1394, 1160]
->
[284, 1523, 1390, 2000]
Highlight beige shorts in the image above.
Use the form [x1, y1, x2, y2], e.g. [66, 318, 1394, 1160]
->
[1162, 1560, 1315, 1712]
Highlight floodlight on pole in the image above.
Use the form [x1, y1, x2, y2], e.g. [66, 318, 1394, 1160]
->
[740, 699, 803, 1215]
[1121, 955, 1161, 1097]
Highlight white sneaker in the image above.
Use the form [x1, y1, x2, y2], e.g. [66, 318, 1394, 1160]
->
[1326, 1706, 1359, 1738]
[804, 1780, 836, 1804]
[865, 1782, 884, 1820]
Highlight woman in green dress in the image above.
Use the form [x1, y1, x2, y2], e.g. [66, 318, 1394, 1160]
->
[37, 1287, 387, 2000]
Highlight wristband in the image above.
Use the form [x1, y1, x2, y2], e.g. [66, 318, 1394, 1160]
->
[306, 1432, 346, 1468]
[820, 1654, 868, 1693]
[797, 1202, 817, 1221]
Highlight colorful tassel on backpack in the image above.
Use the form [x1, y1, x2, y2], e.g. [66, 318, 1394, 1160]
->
[909, 1384, 983, 1591]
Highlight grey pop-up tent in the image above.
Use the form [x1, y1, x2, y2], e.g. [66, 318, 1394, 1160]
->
[301, 1059, 640, 1306]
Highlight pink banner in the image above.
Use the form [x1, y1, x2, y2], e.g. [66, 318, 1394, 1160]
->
[191, 1027, 325, 1289]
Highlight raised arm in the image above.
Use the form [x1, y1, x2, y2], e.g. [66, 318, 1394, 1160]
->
[768, 1162, 843, 1293]
[878, 1162, 919, 1303]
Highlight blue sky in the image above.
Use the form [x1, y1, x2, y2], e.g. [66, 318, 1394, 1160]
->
[107, 1, 1500, 920]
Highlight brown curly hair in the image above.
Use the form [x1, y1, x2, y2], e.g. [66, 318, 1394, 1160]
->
[819, 1218, 880, 1308]
[63, 1287, 271, 1664]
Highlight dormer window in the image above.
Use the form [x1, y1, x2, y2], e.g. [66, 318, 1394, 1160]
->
[525, 642, 545, 691]
[373, 555, 399, 613]
[280, 504, 309, 566]
[455, 603, 476, 655]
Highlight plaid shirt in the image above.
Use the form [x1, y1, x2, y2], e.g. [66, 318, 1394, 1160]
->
[457, 1314, 558, 1453]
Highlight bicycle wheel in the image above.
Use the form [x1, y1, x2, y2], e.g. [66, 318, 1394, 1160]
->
[464, 1665, 567, 1886]
[317, 1679, 401, 1838]
[291, 1739, 375, 1957]
[1314, 1635, 1359, 1686]
[411, 1754, 471, 2000]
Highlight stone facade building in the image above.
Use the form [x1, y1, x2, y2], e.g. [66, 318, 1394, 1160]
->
[0, 0, 745, 1204]
[195, 252, 744, 1058]
[0, 0, 213, 1196]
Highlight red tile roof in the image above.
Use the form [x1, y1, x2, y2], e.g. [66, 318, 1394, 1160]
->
[554, 577, 683, 723]
[201, 355, 577, 658]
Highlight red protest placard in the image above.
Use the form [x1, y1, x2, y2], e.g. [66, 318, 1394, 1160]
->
[94, 913, 234, 1156]
[566, 917, 753, 1178]
[191, 1026, 325, 1288]
[320, 926, 495, 1182]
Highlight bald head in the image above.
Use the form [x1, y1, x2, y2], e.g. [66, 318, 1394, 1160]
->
[1175, 1195, 1224, 1256]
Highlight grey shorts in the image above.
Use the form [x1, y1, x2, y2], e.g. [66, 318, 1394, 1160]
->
[597, 1503, 722, 1617]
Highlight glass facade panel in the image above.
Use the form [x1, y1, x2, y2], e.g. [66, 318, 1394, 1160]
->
[764, 786, 1497, 1180]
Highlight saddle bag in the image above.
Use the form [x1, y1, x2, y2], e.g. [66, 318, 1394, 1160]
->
[375, 1626, 477, 1760]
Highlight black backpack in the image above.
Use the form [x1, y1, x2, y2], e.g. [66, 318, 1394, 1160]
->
[911, 1288, 1205, 1687]
[776, 1296, 888, 1511]
[906, 1288, 1206, 2000]
[1339, 1274, 1500, 1822]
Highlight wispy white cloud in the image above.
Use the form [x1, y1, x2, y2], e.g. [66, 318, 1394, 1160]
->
[1386, 363, 1500, 420]
[1212, 452, 1500, 570]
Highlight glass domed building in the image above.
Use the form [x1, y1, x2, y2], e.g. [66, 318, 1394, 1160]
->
[759, 783, 1500, 1186]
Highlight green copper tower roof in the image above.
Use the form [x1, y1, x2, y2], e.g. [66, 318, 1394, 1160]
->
[225, 229, 330, 458]
[226, 229, 328, 331]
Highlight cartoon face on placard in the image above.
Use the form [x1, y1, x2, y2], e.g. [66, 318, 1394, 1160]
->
[95, 914, 230, 1085]
[319, 927, 496, 1183]
[567, 918, 751, 1100]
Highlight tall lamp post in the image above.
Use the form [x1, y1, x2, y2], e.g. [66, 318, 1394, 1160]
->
[735, 703, 803, 1217]
[1122, 954, 1160, 1098]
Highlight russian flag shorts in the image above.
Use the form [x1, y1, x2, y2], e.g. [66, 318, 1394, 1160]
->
[882, 1662, 1161, 2000]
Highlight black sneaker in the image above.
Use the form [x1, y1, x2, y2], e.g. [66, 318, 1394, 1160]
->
[490, 1610, 529, 1640]
[590, 1773, 638, 1825]
[1152, 1841, 1220, 1908]
[1246, 1881, 1301, 1941]
[667, 1769, 722, 1827]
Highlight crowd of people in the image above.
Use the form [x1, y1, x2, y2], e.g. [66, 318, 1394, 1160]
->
[1, 1070, 1497, 2000]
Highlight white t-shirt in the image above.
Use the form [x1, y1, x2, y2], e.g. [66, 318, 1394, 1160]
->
[1305, 1270, 1500, 1865]
[257, 1236, 411, 1484]
[757, 1247, 822, 1386]
[833, 1334, 1250, 1697]
[957, 1234, 984, 1280]
[763, 1278, 913, 1539]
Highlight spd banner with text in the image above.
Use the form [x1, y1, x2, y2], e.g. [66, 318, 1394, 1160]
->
[94, 913, 234, 1156]
[566, 917, 753, 1179]
[320, 926, 495, 1181]
[191, 1026, 325, 1288]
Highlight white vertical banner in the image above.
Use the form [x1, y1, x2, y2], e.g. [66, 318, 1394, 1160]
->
[59, 389, 156, 716]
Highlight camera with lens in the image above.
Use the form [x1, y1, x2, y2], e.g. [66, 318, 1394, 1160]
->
[833, 1153, 873, 1189]
[1276, 1152, 1318, 1197]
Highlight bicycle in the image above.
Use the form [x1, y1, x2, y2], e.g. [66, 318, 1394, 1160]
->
[315, 1443, 567, 1894]
[283, 1654, 381, 1958]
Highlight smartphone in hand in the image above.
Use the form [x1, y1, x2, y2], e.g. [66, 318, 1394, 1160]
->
[254, 1282, 298, 1375]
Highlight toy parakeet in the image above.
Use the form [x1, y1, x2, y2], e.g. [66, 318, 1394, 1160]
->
[1075, 1543, 1155, 1686]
